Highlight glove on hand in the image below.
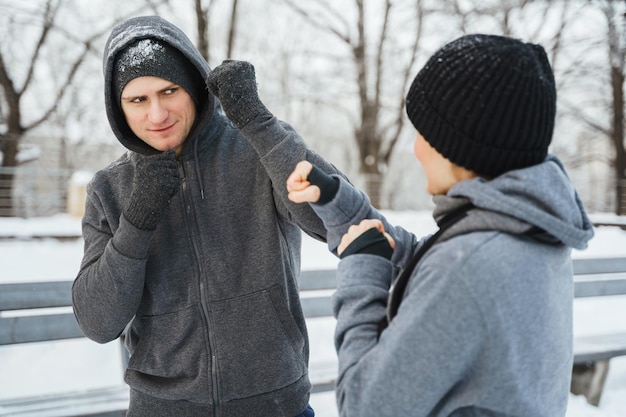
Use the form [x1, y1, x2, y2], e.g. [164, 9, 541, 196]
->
[307, 165, 340, 205]
[206, 60, 272, 129]
[124, 150, 180, 231]
[339, 228, 394, 260]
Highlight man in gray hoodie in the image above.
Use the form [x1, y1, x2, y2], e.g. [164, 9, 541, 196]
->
[281, 35, 595, 416]
[72, 15, 341, 417]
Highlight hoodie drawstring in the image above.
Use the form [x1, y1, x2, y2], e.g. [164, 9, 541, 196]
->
[194, 136, 205, 200]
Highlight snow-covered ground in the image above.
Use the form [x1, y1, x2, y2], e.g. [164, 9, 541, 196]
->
[1, 212, 625, 416]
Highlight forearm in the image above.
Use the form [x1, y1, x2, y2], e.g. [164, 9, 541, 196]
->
[72, 215, 149, 343]
[207, 60, 348, 239]
[241, 117, 340, 178]
[333, 255, 483, 417]
[241, 117, 344, 239]
[332, 256, 400, 417]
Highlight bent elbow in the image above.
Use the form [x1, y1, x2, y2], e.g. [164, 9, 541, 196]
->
[73, 307, 124, 344]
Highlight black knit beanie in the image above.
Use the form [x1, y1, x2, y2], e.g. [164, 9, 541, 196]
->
[405, 34, 556, 177]
[113, 38, 205, 108]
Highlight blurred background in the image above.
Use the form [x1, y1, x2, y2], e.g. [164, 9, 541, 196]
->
[0, 0, 623, 218]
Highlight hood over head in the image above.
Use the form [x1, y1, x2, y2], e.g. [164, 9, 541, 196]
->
[435, 155, 594, 250]
[103, 16, 215, 155]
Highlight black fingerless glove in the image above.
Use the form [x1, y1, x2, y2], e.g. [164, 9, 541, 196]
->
[307, 165, 340, 205]
[206, 60, 272, 129]
[123, 150, 180, 231]
[339, 228, 394, 260]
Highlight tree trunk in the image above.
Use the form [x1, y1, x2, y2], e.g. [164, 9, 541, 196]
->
[226, 0, 239, 59]
[357, 113, 383, 208]
[612, 61, 626, 214]
[619, 179, 626, 216]
[363, 172, 383, 209]
[195, 0, 210, 61]
[0, 133, 19, 216]
[609, 2, 626, 215]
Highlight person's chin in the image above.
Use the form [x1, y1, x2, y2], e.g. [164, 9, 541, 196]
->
[148, 136, 182, 152]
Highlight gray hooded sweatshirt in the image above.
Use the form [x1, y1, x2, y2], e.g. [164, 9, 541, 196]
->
[72, 16, 341, 417]
[311, 155, 594, 417]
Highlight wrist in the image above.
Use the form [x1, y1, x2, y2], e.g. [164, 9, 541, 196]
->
[308, 165, 339, 205]
[123, 198, 162, 231]
[339, 228, 394, 260]
[112, 215, 156, 259]
[222, 95, 272, 129]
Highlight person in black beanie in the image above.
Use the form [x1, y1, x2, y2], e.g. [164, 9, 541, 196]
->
[72, 15, 347, 417]
[283, 34, 594, 416]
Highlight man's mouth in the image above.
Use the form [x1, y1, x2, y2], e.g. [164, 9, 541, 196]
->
[150, 122, 176, 134]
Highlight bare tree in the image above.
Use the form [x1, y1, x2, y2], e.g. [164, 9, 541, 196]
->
[0, 1, 94, 216]
[596, 0, 626, 215]
[280, 0, 425, 208]
[0, 0, 170, 216]
[553, 0, 625, 214]
[195, 0, 215, 61]
[226, 0, 239, 58]
[277, 0, 579, 209]
[191, 0, 239, 63]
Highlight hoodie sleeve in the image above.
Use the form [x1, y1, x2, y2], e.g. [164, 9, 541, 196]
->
[237, 115, 348, 241]
[309, 176, 420, 269]
[303, 175, 489, 416]
[331, 254, 486, 417]
[72, 179, 151, 343]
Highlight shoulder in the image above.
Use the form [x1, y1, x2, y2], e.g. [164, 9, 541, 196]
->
[88, 152, 133, 193]
[417, 230, 568, 303]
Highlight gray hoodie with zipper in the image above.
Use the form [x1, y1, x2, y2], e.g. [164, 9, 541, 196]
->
[311, 155, 594, 417]
[72, 15, 341, 417]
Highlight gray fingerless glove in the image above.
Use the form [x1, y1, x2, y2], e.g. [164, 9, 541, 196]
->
[123, 150, 180, 231]
[206, 60, 272, 129]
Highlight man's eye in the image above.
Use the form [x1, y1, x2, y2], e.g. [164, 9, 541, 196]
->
[164, 87, 178, 95]
[130, 97, 146, 103]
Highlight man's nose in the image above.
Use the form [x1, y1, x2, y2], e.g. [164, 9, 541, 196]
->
[148, 100, 168, 123]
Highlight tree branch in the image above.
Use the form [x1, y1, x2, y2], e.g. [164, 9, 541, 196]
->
[280, 0, 352, 45]
[383, 0, 425, 163]
[20, 0, 58, 95]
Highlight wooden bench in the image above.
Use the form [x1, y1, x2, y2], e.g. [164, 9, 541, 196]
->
[2, 256, 624, 413]
[0, 281, 129, 417]
[570, 256, 626, 405]
[298, 256, 626, 406]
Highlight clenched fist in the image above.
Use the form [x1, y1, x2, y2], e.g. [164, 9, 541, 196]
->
[206, 60, 272, 129]
[123, 150, 180, 230]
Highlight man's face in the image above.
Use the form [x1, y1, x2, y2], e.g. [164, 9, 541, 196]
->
[121, 76, 196, 156]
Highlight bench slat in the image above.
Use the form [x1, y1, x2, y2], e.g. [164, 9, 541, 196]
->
[0, 386, 129, 417]
[299, 269, 336, 291]
[572, 257, 626, 275]
[301, 296, 333, 319]
[0, 313, 83, 345]
[574, 273, 626, 298]
[573, 333, 626, 364]
[0, 281, 73, 310]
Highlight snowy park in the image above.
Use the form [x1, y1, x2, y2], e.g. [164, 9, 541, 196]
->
[1, 211, 626, 416]
[1, 1, 626, 416]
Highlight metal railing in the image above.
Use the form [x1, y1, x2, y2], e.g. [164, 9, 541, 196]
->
[0, 166, 76, 217]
